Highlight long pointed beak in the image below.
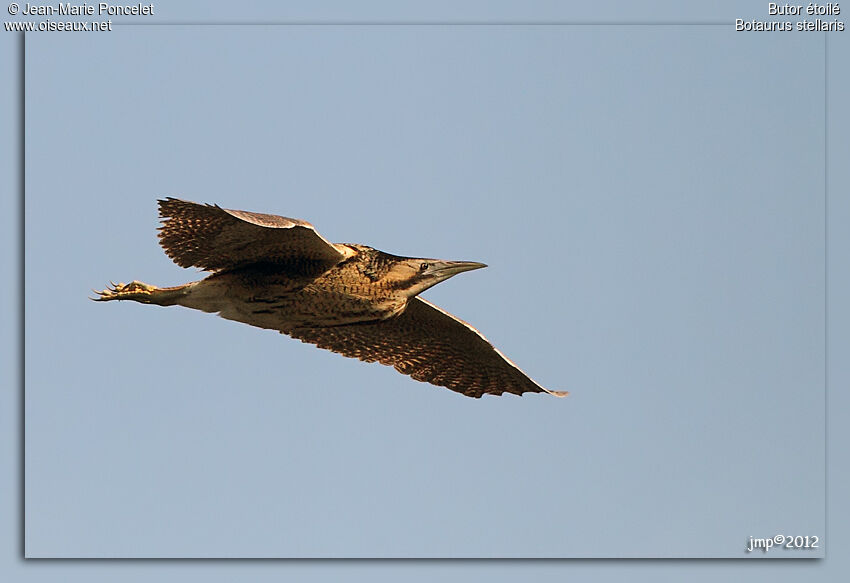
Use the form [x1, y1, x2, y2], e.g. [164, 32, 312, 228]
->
[428, 260, 487, 279]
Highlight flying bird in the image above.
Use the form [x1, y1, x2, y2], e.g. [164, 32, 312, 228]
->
[94, 198, 567, 399]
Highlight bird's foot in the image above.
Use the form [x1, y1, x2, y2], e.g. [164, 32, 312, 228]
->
[92, 280, 158, 303]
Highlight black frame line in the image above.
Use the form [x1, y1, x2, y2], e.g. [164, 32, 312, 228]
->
[15, 22, 829, 561]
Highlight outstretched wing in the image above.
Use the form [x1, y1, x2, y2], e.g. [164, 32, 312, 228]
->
[157, 198, 346, 271]
[289, 297, 567, 398]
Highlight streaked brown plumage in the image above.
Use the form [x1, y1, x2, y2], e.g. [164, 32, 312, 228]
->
[94, 198, 567, 399]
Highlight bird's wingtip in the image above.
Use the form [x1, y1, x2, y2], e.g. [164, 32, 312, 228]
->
[158, 196, 198, 209]
[157, 197, 177, 215]
[548, 390, 569, 397]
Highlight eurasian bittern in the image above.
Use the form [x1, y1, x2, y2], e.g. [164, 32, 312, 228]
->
[94, 198, 567, 399]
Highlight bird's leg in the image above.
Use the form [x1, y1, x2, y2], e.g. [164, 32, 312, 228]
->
[92, 280, 194, 306]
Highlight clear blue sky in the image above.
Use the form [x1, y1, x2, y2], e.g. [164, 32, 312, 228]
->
[3, 0, 849, 580]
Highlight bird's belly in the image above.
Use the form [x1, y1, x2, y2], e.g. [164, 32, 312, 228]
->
[240, 293, 402, 329]
[182, 278, 405, 331]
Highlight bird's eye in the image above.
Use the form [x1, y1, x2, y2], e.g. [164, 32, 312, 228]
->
[419, 262, 430, 272]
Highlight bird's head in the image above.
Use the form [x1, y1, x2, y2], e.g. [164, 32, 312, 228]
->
[383, 255, 487, 298]
[344, 245, 487, 297]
